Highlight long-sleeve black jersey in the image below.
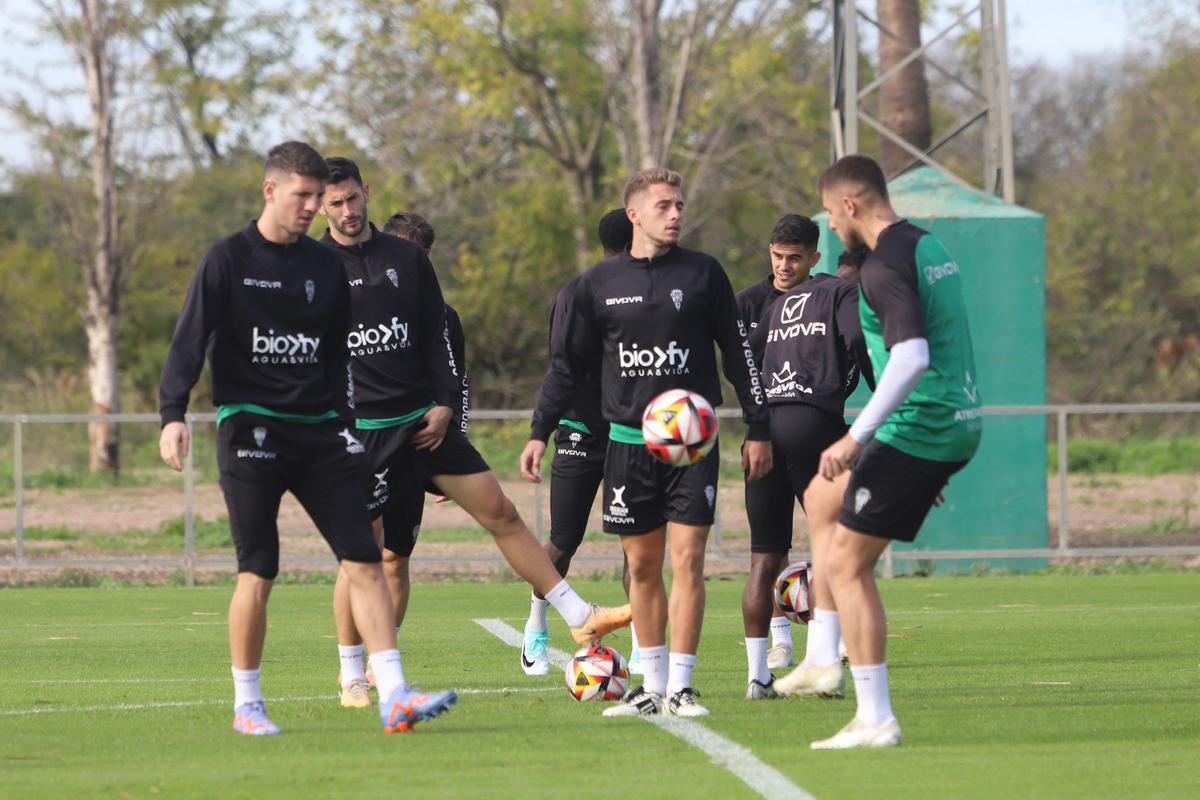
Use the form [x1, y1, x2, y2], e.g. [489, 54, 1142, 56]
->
[159, 221, 354, 426]
[443, 303, 470, 434]
[530, 277, 605, 442]
[539, 246, 769, 440]
[736, 274, 783, 365]
[320, 225, 459, 420]
[749, 272, 875, 417]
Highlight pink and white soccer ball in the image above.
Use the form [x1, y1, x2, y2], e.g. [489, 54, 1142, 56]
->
[641, 389, 719, 467]
[565, 643, 630, 702]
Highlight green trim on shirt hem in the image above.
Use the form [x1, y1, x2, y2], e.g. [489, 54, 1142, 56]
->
[216, 404, 339, 426]
[558, 418, 592, 436]
[608, 422, 645, 446]
[354, 404, 436, 430]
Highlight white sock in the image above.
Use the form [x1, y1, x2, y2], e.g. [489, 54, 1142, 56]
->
[527, 593, 550, 632]
[666, 652, 697, 696]
[338, 644, 367, 688]
[851, 663, 894, 725]
[806, 608, 841, 667]
[231, 666, 263, 709]
[745, 638, 769, 685]
[630, 623, 640, 655]
[545, 579, 590, 628]
[368, 649, 406, 701]
[770, 615, 792, 648]
[640, 645, 668, 696]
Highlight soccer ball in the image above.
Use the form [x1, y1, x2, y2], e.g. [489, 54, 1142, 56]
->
[565, 643, 629, 702]
[641, 389, 719, 466]
[774, 561, 813, 624]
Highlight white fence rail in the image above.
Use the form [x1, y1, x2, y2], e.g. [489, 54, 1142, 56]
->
[2, 404, 1199, 585]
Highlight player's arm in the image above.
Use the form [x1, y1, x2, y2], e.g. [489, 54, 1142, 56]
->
[412, 252, 456, 450]
[522, 283, 598, 482]
[837, 284, 876, 392]
[446, 307, 470, 435]
[709, 264, 772, 481]
[820, 263, 927, 480]
[158, 251, 226, 471]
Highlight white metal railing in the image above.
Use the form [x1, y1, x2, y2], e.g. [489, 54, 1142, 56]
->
[2, 404, 1199, 585]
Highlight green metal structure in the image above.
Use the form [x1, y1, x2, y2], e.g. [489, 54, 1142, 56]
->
[816, 167, 1047, 573]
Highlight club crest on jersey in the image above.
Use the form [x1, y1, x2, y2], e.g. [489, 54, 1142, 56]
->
[386, 268, 399, 288]
[854, 488, 872, 514]
[338, 428, 365, 454]
[569, 431, 582, 444]
[305, 279, 316, 303]
[670, 288, 684, 311]
[253, 427, 267, 448]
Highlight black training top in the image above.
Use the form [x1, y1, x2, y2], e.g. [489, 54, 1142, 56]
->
[749, 272, 874, 416]
[159, 221, 354, 426]
[530, 277, 605, 441]
[534, 245, 769, 441]
[443, 303, 470, 434]
[735, 274, 783, 365]
[320, 225, 458, 420]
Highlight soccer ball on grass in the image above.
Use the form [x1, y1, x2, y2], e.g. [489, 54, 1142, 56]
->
[565, 644, 629, 702]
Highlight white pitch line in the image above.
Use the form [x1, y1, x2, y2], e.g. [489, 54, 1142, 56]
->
[473, 618, 815, 800]
[0, 686, 557, 717]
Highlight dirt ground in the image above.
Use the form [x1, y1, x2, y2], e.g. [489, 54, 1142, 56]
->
[2, 472, 1197, 583]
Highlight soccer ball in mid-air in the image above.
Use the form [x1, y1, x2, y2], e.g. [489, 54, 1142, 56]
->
[641, 389, 718, 466]
[774, 561, 813, 624]
[565, 644, 630, 702]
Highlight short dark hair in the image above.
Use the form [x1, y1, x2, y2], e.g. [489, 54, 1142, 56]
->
[597, 208, 633, 256]
[818, 154, 889, 202]
[325, 156, 363, 187]
[837, 247, 868, 268]
[383, 212, 436, 251]
[770, 214, 820, 250]
[264, 141, 329, 181]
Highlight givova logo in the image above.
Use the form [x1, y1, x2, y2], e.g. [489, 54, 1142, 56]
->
[251, 327, 321, 365]
[347, 317, 411, 355]
[617, 341, 690, 378]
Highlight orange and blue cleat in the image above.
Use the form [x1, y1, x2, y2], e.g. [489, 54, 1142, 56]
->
[232, 700, 282, 736]
[380, 685, 458, 734]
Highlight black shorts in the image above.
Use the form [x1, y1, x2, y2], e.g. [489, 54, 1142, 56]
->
[217, 413, 380, 579]
[549, 424, 607, 554]
[838, 439, 968, 543]
[745, 404, 847, 554]
[357, 422, 491, 556]
[601, 440, 720, 535]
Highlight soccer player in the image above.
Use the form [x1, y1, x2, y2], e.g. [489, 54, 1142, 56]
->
[520, 208, 634, 677]
[520, 168, 772, 717]
[736, 215, 872, 700]
[318, 158, 632, 700]
[778, 155, 982, 749]
[158, 141, 456, 735]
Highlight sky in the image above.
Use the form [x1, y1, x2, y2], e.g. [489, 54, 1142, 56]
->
[0, 0, 1171, 171]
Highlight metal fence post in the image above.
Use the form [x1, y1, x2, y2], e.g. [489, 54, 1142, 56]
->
[184, 417, 196, 588]
[882, 543, 894, 579]
[1057, 409, 1069, 552]
[14, 417, 24, 566]
[711, 495, 722, 552]
[533, 480, 544, 543]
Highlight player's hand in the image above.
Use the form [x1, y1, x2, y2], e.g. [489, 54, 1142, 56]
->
[434, 495, 451, 504]
[933, 480, 950, 508]
[742, 439, 772, 482]
[519, 439, 547, 483]
[411, 406, 453, 451]
[818, 433, 862, 481]
[159, 421, 190, 472]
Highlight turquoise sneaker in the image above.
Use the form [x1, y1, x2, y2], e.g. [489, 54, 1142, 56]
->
[521, 625, 550, 676]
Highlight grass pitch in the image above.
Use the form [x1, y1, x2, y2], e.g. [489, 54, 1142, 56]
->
[1, 573, 1197, 799]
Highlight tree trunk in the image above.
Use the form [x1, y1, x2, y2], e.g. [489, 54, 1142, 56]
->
[629, 0, 664, 168]
[81, 0, 121, 475]
[877, 0, 931, 176]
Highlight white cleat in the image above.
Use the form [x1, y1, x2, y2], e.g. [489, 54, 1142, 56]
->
[811, 716, 902, 750]
[602, 685, 662, 717]
[665, 687, 709, 717]
[773, 661, 845, 698]
[766, 643, 795, 669]
[745, 677, 778, 700]
[520, 625, 551, 676]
